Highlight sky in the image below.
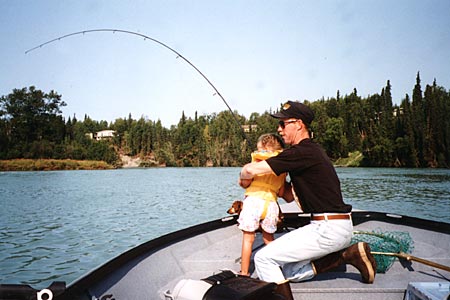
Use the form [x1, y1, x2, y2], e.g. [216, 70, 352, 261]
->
[1, 0, 450, 127]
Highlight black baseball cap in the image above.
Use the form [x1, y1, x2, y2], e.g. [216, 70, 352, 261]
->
[271, 101, 315, 125]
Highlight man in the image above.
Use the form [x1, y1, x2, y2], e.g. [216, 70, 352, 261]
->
[239, 101, 376, 299]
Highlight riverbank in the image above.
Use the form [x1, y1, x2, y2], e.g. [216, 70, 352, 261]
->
[0, 151, 364, 171]
[0, 155, 160, 171]
[0, 159, 114, 171]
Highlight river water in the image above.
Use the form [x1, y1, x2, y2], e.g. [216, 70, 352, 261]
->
[1, 167, 449, 288]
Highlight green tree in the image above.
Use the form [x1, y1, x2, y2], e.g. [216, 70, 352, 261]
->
[0, 86, 66, 158]
[322, 117, 348, 159]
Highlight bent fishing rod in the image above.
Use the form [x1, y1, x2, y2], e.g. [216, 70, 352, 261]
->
[25, 28, 250, 146]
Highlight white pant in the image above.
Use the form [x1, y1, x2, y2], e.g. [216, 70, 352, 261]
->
[254, 218, 353, 283]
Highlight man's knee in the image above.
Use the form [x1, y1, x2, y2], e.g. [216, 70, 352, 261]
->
[254, 249, 264, 265]
[254, 246, 273, 267]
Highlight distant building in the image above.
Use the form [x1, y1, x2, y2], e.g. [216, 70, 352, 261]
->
[241, 125, 258, 133]
[95, 130, 116, 140]
[86, 130, 116, 141]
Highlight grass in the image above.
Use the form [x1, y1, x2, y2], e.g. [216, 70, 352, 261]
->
[333, 151, 364, 167]
[0, 159, 114, 171]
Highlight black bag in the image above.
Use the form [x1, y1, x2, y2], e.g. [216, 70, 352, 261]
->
[201, 270, 278, 300]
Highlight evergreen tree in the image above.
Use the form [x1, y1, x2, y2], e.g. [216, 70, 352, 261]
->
[423, 84, 438, 167]
[395, 95, 418, 167]
[412, 72, 425, 166]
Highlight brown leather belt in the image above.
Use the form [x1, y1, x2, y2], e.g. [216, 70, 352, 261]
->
[311, 213, 351, 221]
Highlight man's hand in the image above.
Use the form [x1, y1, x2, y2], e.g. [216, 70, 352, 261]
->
[279, 181, 294, 202]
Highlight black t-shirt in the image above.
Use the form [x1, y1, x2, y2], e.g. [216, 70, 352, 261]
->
[267, 138, 352, 213]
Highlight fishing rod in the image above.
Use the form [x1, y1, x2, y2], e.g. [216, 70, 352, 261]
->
[25, 28, 250, 146]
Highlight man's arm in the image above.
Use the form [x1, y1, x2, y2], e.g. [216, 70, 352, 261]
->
[238, 161, 273, 188]
[240, 160, 274, 180]
[240, 161, 295, 203]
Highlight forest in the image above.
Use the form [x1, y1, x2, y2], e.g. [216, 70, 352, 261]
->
[1, 72, 449, 168]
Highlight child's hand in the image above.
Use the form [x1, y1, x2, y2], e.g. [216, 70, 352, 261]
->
[238, 177, 252, 188]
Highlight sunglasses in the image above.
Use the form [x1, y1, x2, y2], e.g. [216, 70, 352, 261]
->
[278, 119, 298, 129]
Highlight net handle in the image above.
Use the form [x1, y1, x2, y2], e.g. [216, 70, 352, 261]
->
[371, 251, 450, 272]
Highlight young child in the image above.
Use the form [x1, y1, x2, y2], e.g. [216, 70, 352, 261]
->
[237, 133, 286, 276]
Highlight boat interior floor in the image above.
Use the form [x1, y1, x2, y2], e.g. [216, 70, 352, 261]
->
[86, 215, 449, 300]
[158, 219, 450, 300]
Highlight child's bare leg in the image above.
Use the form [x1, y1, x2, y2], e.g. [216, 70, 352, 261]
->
[262, 230, 274, 245]
[240, 231, 255, 276]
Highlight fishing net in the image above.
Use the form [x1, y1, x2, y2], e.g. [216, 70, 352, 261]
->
[351, 229, 414, 273]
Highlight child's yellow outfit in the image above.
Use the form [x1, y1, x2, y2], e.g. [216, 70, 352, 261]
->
[238, 150, 286, 233]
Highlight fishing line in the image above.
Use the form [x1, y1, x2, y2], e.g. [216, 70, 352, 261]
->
[25, 28, 250, 146]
